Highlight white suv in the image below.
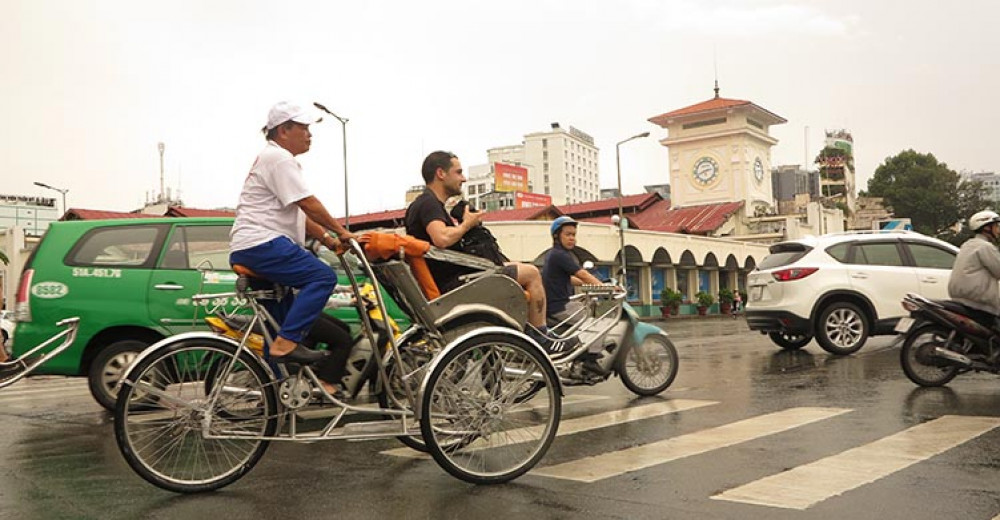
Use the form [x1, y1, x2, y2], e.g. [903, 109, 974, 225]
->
[745, 231, 958, 355]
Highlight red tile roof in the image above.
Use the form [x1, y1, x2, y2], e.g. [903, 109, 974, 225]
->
[336, 208, 407, 230]
[642, 201, 744, 234]
[648, 96, 786, 127]
[480, 206, 562, 222]
[558, 193, 660, 217]
[166, 206, 235, 218]
[62, 209, 161, 221]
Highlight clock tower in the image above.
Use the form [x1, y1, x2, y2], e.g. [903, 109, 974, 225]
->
[648, 84, 786, 215]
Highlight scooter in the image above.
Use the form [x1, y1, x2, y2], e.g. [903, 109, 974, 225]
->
[517, 263, 679, 399]
[898, 292, 1000, 387]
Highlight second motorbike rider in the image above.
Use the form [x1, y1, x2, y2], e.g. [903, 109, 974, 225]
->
[948, 210, 1000, 328]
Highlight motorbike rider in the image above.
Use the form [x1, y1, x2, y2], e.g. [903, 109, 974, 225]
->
[947, 210, 1000, 328]
[542, 216, 605, 372]
[543, 216, 603, 327]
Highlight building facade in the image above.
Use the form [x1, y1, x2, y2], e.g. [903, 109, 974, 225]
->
[648, 87, 786, 217]
[0, 195, 60, 236]
[484, 123, 600, 206]
[772, 164, 819, 202]
[963, 171, 1000, 203]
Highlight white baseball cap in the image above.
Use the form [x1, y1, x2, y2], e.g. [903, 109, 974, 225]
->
[265, 101, 322, 131]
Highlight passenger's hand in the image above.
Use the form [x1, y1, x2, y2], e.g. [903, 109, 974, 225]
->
[463, 206, 483, 228]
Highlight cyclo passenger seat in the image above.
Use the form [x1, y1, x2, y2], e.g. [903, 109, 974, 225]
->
[361, 232, 529, 331]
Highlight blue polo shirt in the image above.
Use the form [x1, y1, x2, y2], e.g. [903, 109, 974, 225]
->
[542, 245, 581, 315]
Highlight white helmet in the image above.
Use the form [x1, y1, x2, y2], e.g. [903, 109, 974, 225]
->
[969, 210, 1000, 232]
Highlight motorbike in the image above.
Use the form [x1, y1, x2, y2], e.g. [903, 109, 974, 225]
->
[898, 292, 1000, 387]
[515, 263, 679, 400]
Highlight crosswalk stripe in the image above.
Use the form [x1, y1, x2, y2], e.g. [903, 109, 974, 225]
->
[713, 414, 1000, 510]
[532, 407, 850, 482]
[381, 398, 718, 459]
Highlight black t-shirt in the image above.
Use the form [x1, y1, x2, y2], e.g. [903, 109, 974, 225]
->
[542, 245, 581, 315]
[404, 188, 473, 292]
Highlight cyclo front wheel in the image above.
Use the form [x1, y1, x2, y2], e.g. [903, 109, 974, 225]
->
[113, 337, 279, 493]
[420, 332, 561, 484]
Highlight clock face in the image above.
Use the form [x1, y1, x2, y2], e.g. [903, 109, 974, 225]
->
[754, 157, 764, 183]
[692, 157, 719, 187]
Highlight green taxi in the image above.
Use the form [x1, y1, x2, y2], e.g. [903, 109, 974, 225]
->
[12, 217, 405, 410]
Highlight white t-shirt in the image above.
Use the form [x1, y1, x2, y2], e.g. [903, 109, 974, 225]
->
[230, 141, 313, 252]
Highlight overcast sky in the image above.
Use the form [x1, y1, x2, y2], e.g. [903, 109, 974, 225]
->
[3, 0, 997, 216]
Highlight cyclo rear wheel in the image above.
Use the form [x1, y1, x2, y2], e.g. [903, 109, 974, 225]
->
[114, 337, 278, 493]
[420, 332, 560, 484]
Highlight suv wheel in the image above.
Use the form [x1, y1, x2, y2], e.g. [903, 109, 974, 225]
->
[88, 339, 150, 411]
[815, 302, 869, 355]
[768, 332, 812, 350]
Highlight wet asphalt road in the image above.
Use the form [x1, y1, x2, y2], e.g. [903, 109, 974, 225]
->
[3, 318, 1000, 520]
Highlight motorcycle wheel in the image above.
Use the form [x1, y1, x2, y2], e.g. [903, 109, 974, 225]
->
[617, 334, 679, 396]
[900, 324, 960, 387]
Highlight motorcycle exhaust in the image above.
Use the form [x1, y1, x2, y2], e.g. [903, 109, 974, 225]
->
[933, 347, 972, 367]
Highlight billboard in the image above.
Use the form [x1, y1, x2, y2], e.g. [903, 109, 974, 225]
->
[514, 191, 551, 208]
[494, 163, 529, 192]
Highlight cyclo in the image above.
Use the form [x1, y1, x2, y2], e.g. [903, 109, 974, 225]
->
[112, 233, 562, 493]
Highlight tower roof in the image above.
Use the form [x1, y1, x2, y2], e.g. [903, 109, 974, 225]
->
[648, 91, 787, 128]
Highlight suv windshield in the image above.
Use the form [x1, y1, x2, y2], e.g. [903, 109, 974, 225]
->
[758, 243, 812, 270]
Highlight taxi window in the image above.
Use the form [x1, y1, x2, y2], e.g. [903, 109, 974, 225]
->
[66, 226, 164, 267]
[159, 225, 232, 271]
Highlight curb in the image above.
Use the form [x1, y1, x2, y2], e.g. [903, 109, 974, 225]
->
[638, 314, 742, 322]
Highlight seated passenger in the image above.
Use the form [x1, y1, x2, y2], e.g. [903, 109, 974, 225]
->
[404, 151, 555, 349]
[543, 216, 603, 328]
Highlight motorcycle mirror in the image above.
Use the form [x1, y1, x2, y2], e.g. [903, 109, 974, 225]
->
[582, 260, 595, 270]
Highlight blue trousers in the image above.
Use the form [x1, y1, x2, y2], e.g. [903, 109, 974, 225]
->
[230, 236, 336, 343]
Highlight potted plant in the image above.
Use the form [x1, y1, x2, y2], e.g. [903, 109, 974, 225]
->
[718, 288, 735, 315]
[659, 288, 683, 317]
[695, 291, 715, 316]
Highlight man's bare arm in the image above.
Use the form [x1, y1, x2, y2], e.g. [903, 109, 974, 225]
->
[296, 196, 356, 240]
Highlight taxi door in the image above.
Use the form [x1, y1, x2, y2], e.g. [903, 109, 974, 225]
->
[146, 223, 238, 335]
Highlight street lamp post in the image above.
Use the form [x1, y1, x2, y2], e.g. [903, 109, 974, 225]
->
[34, 181, 68, 216]
[614, 131, 650, 282]
[313, 102, 350, 230]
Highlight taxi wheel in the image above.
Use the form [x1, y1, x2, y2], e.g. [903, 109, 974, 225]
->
[88, 340, 150, 411]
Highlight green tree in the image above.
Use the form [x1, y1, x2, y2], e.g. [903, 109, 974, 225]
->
[866, 149, 988, 240]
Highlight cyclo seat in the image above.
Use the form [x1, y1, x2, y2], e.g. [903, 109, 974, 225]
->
[361, 232, 528, 332]
[935, 299, 999, 332]
[230, 263, 287, 298]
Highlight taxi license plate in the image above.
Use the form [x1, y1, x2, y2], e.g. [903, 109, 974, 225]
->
[894, 317, 915, 333]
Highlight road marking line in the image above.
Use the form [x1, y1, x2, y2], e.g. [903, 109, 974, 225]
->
[713, 415, 1000, 510]
[381, 398, 718, 459]
[533, 407, 850, 482]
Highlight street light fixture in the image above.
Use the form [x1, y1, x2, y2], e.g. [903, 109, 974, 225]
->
[34, 181, 68, 216]
[614, 131, 650, 283]
[313, 102, 351, 230]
